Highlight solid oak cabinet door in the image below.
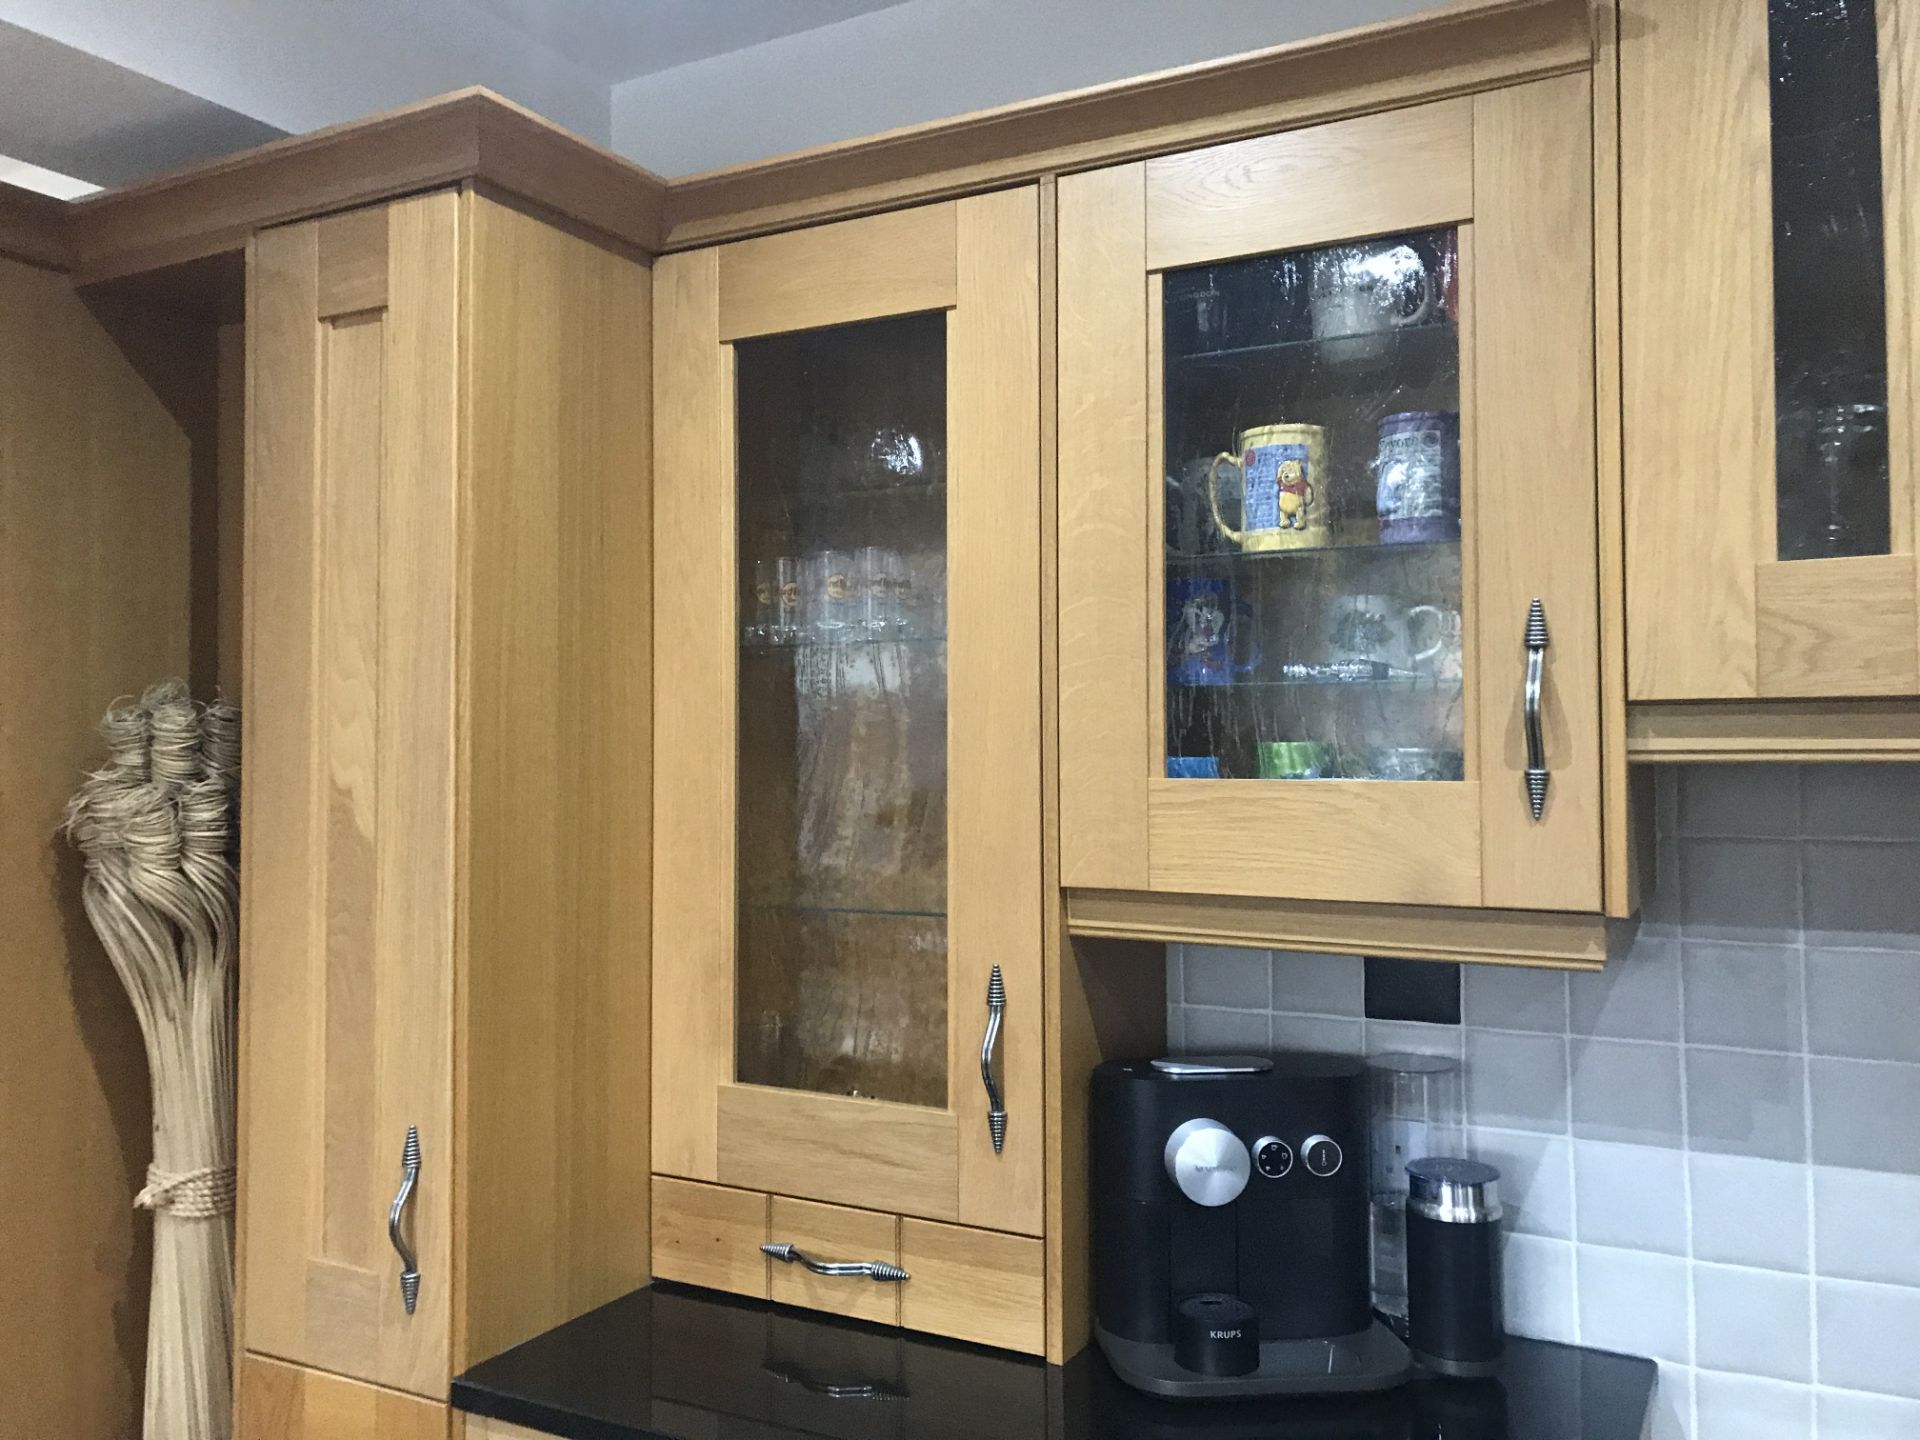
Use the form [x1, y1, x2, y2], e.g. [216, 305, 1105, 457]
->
[1060, 79, 1603, 913]
[243, 193, 458, 1397]
[237, 1355, 447, 1440]
[652, 192, 1045, 1237]
[1622, 0, 1918, 700]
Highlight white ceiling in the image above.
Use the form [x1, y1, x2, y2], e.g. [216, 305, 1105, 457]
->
[468, 0, 911, 83]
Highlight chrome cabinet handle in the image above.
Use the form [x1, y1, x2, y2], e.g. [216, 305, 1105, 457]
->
[761, 1243, 909, 1283]
[1523, 598, 1550, 821]
[979, 964, 1007, 1153]
[388, 1125, 421, 1315]
[763, 1361, 905, 1400]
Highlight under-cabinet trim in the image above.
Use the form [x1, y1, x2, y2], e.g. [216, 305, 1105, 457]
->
[1627, 698, 1920, 762]
[1066, 888, 1612, 971]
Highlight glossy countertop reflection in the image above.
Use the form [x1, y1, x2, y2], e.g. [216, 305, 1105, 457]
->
[452, 1284, 1656, 1440]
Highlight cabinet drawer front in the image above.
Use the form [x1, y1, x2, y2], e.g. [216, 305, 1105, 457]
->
[238, 1354, 447, 1440]
[767, 1197, 903, 1326]
[899, 1220, 1046, 1355]
[652, 1176, 770, 1298]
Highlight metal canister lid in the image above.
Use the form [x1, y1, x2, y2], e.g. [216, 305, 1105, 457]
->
[1407, 1156, 1503, 1224]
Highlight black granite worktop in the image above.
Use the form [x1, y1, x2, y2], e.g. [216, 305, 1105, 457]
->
[452, 1283, 1656, 1440]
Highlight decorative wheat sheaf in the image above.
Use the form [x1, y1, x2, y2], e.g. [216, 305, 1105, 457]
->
[65, 681, 240, 1440]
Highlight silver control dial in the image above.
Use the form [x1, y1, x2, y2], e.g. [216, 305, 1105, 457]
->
[1302, 1133, 1344, 1178]
[1253, 1136, 1294, 1179]
[1163, 1118, 1251, 1207]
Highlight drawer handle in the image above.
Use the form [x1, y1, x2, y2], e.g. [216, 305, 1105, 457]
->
[761, 1243, 909, 1283]
[763, 1361, 905, 1400]
[1522, 597, 1550, 821]
[389, 1125, 422, 1315]
[980, 963, 1007, 1153]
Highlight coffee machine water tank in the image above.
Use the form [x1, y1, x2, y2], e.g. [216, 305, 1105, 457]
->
[1090, 1053, 1411, 1399]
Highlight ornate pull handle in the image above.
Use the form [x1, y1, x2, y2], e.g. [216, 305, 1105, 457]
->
[761, 1243, 909, 1283]
[388, 1126, 421, 1315]
[979, 964, 1007, 1153]
[1523, 598, 1550, 821]
[762, 1361, 905, 1400]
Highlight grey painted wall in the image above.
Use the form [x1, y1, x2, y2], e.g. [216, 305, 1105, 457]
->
[611, 0, 1436, 176]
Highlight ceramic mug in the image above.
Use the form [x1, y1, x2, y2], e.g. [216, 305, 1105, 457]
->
[1309, 242, 1437, 354]
[1167, 755, 1223, 779]
[1257, 741, 1336, 780]
[1327, 594, 1451, 672]
[1207, 423, 1329, 552]
[1168, 576, 1261, 686]
[1375, 410, 1461, 544]
[1407, 602, 1464, 683]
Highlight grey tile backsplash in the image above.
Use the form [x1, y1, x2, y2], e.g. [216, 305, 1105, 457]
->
[1165, 766, 1920, 1439]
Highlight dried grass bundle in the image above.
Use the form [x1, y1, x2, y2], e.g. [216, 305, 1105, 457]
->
[65, 680, 239, 1440]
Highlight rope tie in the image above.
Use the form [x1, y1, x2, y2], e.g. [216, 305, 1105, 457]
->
[135, 1164, 236, 1220]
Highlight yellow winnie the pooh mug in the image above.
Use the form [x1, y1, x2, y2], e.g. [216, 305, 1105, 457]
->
[1206, 423, 1330, 552]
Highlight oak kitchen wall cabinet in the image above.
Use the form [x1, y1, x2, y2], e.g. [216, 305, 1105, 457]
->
[1621, 0, 1920, 758]
[237, 184, 652, 1423]
[648, 193, 1051, 1356]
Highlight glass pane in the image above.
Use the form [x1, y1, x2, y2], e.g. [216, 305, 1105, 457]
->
[1163, 230, 1465, 782]
[1770, 0, 1891, 560]
[734, 312, 948, 1107]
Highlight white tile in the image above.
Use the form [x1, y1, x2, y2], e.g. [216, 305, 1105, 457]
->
[1577, 1246, 1690, 1364]
[1817, 1280, 1920, 1400]
[1573, 1139, 1688, 1254]
[1183, 945, 1270, 1008]
[1571, 1039, 1685, 1147]
[1500, 1233, 1575, 1344]
[1814, 1167, 1920, 1288]
[1681, 941, 1805, 1052]
[1804, 841, 1920, 949]
[1645, 1365, 1694, 1440]
[1463, 963, 1567, 1032]
[1677, 765, 1801, 838]
[1803, 764, 1920, 840]
[1810, 1059, 1920, 1173]
[1569, 940, 1682, 1042]
[1268, 1013, 1364, 1057]
[1679, 838, 1801, 941]
[1688, 1049, 1807, 1163]
[1692, 1267, 1812, 1382]
[1468, 1128, 1572, 1239]
[1806, 948, 1920, 1062]
[1816, 1386, 1920, 1439]
[1689, 1153, 1809, 1273]
[1269, 950, 1364, 1016]
[1466, 1031, 1568, 1133]
[1692, 1371, 1814, 1440]
[1180, 1006, 1268, 1053]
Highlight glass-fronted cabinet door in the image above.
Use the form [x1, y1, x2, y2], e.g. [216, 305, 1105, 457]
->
[1061, 79, 1605, 913]
[653, 195, 1044, 1236]
[1624, 0, 1918, 699]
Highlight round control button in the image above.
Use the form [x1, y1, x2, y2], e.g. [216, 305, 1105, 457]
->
[1163, 1119, 1251, 1207]
[1253, 1136, 1294, 1179]
[1302, 1134, 1344, 1178]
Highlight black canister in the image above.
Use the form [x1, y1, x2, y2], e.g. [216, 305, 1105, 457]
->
[1172, 1293, 1260, 1376]
[1404, 1158, 1504, 1378]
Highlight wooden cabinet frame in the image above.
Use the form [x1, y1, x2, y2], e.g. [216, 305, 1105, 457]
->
[1059, 78, 1605, 915]
[1622, 0, 1920, 700]
[652, 193, 1047, 1237]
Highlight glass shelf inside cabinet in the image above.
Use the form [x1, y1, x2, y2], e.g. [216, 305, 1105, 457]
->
[1162, 230, 1467, 785]
[734, 311, 949, 1110]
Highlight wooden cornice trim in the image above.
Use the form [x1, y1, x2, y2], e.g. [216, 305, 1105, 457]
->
[0, 181, 71, 272]
[659, 0, 1594, 248]
[54, 0, 1593, 284]
[63, 89, 669, 285]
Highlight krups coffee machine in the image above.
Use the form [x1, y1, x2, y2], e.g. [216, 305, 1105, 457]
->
[1091, 1054, 1412, 1399]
